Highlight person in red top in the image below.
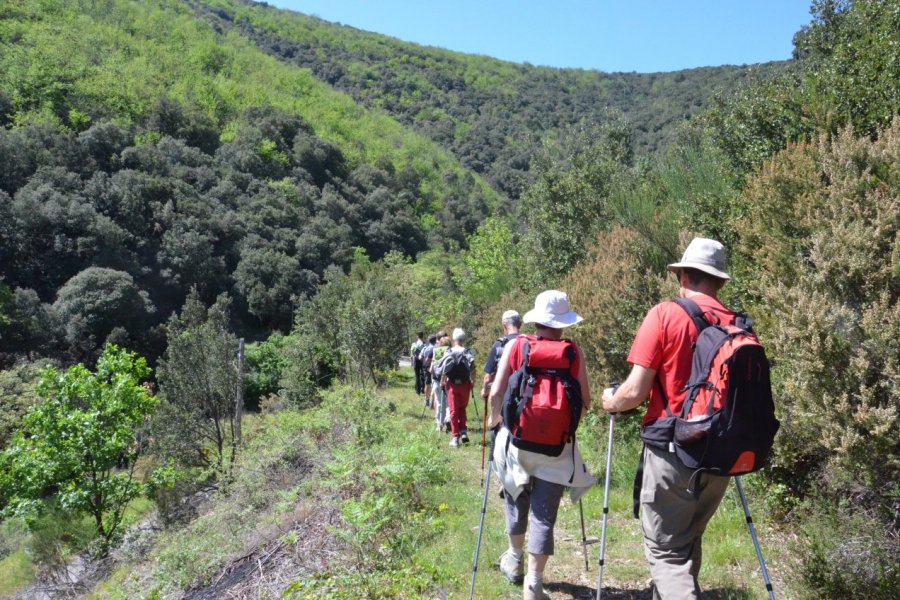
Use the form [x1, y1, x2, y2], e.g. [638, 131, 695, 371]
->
[602, 237, 735, 600]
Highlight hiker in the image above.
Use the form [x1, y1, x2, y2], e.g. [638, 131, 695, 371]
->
[421, 334, 436, 407]
[431, 332, 451, 432]
[410, 331, 425, 396]
[602, 237, 736, 600]
[488, 290, 593, 600]
[480, 309, 522, 402]
[443, 328, 475, 447]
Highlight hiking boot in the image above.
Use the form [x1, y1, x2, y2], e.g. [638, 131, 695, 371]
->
[523, 581, 550, 600]
[435, 423, 443, 432]
[498, 550, 524, 584]
[449, 437, 460, 448]
[460, 431, 470, 444]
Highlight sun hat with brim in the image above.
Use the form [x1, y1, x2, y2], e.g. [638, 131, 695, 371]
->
[667, 237, 731, 280]
[522, 290, 583, 329]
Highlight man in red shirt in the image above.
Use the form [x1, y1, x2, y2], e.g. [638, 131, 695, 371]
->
[602, 237, 735, 600]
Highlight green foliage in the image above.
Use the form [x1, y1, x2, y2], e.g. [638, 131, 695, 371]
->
[701, 0, 900, 172]
[0, 345, 156, 545]
[202, 0, 779, 200]
[282, 254, 412, 398]
[735, 122, 900, 589]
[793, 0, 900, 138]
[519, 116, 634, 282]
[796, 504, 900, 600]
[0, 362, 46, 449]
[336, 252, 412, 385]
[52, 267, 155, 361]
[451, 217, 521, 311]
[244, 333, 288, 409]
[154, 291, 240, 472]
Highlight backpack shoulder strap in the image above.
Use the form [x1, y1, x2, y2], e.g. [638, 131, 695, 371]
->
[673, 297, 711, 335]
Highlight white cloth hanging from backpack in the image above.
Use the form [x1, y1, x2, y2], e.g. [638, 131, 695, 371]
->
[492, 426, 595, 503]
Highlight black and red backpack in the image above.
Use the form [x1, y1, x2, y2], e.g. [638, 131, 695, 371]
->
[665, 298, 780, 475]
[501, 336, 583, 457]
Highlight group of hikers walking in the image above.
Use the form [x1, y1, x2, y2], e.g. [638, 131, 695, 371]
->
[410, 238, 779, 600]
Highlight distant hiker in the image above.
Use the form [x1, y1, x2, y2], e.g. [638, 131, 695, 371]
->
[411, 331, 425, 396]
[421, 334, 436, 407]
[480, 309, 522, 401]
[602, 238, 737, 600]
[443, 328, 475, 447]
[431, 333, 451, 432]
[488, 290, 593, 600]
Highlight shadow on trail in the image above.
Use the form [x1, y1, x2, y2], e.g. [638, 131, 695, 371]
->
[545, 582, 755, 599]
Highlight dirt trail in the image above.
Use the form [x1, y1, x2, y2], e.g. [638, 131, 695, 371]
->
[398, 369, 768, 600]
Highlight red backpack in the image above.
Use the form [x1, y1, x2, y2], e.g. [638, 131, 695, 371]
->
[501, 336, 583, 457]
[670, 298, 780, 475]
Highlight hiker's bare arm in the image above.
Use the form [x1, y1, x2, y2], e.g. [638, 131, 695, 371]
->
[488, 342, 514, 428]
[602, 364, 655, 413]
[577, 349, 590, 413]
[480, 372, 492, 399]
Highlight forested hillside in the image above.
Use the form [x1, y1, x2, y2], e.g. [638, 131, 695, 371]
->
[0, 0, 497, 366]
[191, 0, 781, 198]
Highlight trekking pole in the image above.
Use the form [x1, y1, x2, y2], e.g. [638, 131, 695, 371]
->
[595, 411, 616, 600]
[480, 394, 488, 486]
[579, 499, 590, 571]
[735, 476, 776, 600]
[470, 386, 480, 421]
[468, 428, 496, 600]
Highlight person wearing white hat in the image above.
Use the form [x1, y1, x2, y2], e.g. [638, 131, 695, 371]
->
[488, 290, 593, 600]
[602, 237, 736, 600]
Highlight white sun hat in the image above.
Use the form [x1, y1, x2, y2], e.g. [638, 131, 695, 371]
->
[522, 290, 583, 329]
[667, 237, 731, 280]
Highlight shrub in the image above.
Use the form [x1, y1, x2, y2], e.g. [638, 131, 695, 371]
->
[0, 345, 156, 546]
[244, 333, 288, 410]
[562, 226, 673, 388]
[735, 121, 900, 589]
[154, 291, 241, 472]
[797, 506, 900, 600]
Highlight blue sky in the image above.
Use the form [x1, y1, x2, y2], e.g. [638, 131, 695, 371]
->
[266, 1, 813, 73]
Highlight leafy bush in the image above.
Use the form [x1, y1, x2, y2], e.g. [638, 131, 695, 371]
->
[244, 333, 288, 410]
[0, 362, 45, 449]
[735, 121, 900, 589]
[562, 226, 674, 388]
[154, 291, 241, 472]
[0, 345, 156, 546]
[797, 506, 900, 600]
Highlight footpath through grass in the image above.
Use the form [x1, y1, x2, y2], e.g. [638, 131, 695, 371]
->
[386, 366, 792, 599]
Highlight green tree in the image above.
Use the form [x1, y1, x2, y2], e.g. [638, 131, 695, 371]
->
[0, 345, 156, 547]
[154, 290, 241, 472]
[452, 217, 520, 310]
[337, 250, 411, 384]
[53, 267, 155, 361]
[519, 116, 633, 282]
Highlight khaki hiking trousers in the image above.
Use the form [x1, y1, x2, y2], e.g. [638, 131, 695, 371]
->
[639, 444, 730, 600]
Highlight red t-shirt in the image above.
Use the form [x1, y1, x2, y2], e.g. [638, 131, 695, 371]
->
[627, 294, 735, 426]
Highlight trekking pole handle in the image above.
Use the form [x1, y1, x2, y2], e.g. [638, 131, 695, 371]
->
[605, 382, 639, 417]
